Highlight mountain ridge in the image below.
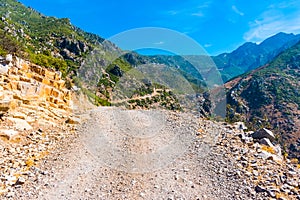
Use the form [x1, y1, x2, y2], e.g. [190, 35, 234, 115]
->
[213, 32, 300, 81]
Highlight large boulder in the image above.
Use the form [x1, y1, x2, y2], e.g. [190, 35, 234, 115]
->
[251, 128, 275, 141]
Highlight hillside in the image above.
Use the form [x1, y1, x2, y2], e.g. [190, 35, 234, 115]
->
[0, 0, 209, 110]
[0, 0, 108, 73]
[226, 41, 300, 160]
[3, 1, 299, 114]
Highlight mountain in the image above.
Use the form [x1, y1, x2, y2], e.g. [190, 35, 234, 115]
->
[213, 32, 300, 81]
[0, 0, 112, 72]
[131, 33, 300, 84]
[226, 40, 300, 160]
[0, 0, 207, 110]
[1, 1, 298, 123]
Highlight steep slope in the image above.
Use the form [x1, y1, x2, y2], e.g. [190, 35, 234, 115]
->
[0, 55, 78, 196]
[0, 0, 170, 108]
[0, 0, 208, 110]
[226, 41, 300, 160]
[0, 0, 109, 73]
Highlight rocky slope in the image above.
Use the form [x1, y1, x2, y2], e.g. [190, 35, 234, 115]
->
[0, 55, 78, 196]
[226, 40, 300, 161]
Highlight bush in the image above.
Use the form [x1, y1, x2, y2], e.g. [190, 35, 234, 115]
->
[29, 53, 68, 76]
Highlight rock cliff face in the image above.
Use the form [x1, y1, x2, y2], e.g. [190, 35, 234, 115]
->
[0, 55, 76, 195]
[0, 55, 72, 113]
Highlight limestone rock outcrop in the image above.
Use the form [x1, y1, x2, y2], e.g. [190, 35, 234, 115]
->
[0, 55, 72, 116]
[0, 55, 76, 196]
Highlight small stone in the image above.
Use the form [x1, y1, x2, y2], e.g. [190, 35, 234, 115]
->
[183, 168, 190, 172]
[84, 188, 91, 193]
[12, 112, 27, 120]
[253, 170, 259, 177]
[280, 175, 287, 183]
[0, 129, 19, 140]
[16, 177, 26, 185]
[234, 122, 247, 130]
[140, 192, 146, 197]
[40, 171, 48, 175]
[279, 197, 287, 200]
[6, 191, 14, 198]
[6, 175, 17, 186]
[6, 117, 33, 130]
[247, 187, 256, 196]
[6, 54, 13, 62]
[66, 116, 81, 124]
[257, 151, 272, 160]
[287, 178, 298, 187]
[288, 170, 297, 176]
[267, 190, 276, 198]
[255, 185, 266, 193]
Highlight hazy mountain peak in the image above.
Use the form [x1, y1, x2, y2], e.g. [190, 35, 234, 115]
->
[213, 32, 300, 81]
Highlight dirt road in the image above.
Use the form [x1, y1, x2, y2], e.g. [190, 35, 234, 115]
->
[14, 107, 252, 200]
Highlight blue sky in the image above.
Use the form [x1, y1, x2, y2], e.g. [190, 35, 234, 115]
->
[19, 0, 300, 55]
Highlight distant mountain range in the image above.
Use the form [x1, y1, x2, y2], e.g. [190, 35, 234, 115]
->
[213, 32, 300, 81]
[141, 32, 300, 83]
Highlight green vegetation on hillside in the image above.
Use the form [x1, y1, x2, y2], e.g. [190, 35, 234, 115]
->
[226, 40, 300, 160]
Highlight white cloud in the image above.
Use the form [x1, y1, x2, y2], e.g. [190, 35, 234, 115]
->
[166, 10, 178, 16]
[191, 11, 204, 17]
[157, 1, 212, 35]
[164, 1, 212, 18]
[244, 3, 300, 42]
[232, 5, 244, 16]
[154, 41, 165, 45]
[204, 43, 212, 48]
[268, 0, 299, 9]
[197, 1, 212, 9]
